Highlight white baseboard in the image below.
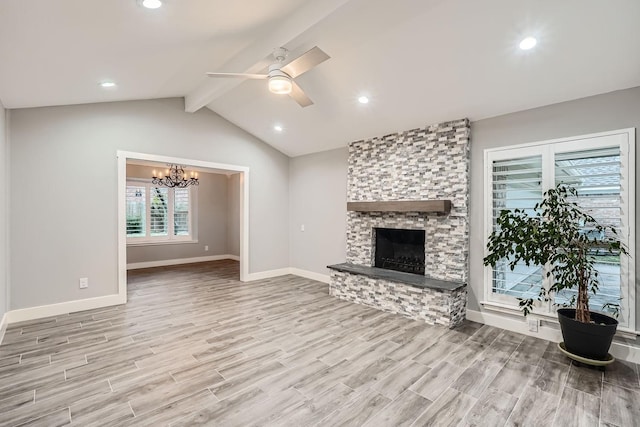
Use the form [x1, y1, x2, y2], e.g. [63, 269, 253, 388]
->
[127, 254, 238, 270]
[611, 340, 640, 365]
[245, 268, 292, 281]
[5, 293, 126, 325]
[466, 309, 562, 342]
[0, 312, 8, 345]
[289, 268, 330, 284]
[466, 309, 640, 364]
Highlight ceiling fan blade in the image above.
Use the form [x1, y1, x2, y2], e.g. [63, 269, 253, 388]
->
[281, 46, 330, 79]
[289, 81, 313, 107]
[206, 72, 268, 79]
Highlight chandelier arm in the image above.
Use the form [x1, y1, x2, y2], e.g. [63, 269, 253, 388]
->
[151, 164, 199, 188]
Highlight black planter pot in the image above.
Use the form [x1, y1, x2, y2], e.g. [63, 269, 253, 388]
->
[557, 308, 618, 360]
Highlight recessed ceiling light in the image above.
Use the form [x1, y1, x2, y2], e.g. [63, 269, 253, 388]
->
[99, 81, 117, 88]
[274, 125, 283, 132]
[519, 37, 537, 50]
[141, 0, 162, 9]
[358, 95, 369, 104]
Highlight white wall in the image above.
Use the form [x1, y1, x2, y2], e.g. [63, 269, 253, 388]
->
[9, 98, 289, 310]
[289, 147, 348, 277]
[470, 86, 640, 337]
[227, 173, 240, 257]
[0, 101, 7, 320]
[126, 165, 230, 264]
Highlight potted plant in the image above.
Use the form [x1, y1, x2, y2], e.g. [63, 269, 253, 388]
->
[483, 183, 628, 360]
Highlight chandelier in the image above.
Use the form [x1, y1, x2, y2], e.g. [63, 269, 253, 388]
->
[152, 164, 199, 188]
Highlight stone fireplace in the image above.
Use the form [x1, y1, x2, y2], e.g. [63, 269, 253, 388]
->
[328, 118, 470, 328]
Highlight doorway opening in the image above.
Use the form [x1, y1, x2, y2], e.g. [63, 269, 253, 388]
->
[117, 151, 250, 304]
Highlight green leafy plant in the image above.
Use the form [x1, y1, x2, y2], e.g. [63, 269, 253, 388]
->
[483, 183, 628, 323]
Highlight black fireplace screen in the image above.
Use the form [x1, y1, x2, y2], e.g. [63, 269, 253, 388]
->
[374, 228, 425, 275]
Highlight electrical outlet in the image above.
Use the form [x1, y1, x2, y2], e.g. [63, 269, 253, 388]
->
[528, 318, 539, 333]
[204, 245, 209, 251]
[79, 277, 89, 289]
[300, 224, 305, 232]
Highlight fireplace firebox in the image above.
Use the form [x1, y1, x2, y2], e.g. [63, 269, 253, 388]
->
[374, 228, 425, 275]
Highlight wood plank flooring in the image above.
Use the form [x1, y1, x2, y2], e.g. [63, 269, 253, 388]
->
[0, 259, 639, 426]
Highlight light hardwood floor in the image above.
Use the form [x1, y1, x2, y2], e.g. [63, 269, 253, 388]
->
[0, 260, 638, 426]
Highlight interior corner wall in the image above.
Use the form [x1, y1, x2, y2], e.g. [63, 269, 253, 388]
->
[125, 165, 229, 264]
[289, 147, 348, 277]
[8, 98, 289, 310]
[227, 173, 240, 257]
[469, 86, 640, 338]
[0, 101, 7, 320]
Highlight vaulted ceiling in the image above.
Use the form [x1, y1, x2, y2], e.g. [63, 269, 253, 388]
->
[1, 0, 639, 156]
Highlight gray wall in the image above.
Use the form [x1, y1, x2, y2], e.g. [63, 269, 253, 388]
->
[289, 148, 348, 276]
[125, 165, 230, 264]
[227, 173, 240, 257]
[0, 102, 6, 320]
[9, 98, 289, 310]
[470, 86, 640, 336]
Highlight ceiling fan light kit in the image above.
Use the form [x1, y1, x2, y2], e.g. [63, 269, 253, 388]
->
[268, 70, 293, 95]
[206, 46, 330, 107]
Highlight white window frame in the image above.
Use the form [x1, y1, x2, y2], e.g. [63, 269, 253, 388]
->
[483, 128, 636, 330]
[126, 179, 197, 246]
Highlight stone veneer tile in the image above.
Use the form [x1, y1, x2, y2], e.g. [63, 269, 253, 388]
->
[330, 271, 467, 328]
[346, 118, 470, 283]
[332, 118, 470, 328]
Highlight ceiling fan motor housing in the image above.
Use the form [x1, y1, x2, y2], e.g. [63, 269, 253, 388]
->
[268, 63, 290, 78]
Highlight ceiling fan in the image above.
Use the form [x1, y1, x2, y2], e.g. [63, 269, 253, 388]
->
[206, 46, 330, 108]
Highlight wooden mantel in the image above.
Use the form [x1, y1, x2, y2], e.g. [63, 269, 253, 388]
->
[347, 200, 452, 214]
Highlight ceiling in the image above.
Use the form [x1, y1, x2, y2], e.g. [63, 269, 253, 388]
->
[1, 0, 639, 157]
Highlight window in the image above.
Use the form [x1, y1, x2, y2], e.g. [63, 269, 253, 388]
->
[126, 180, 195, 244]
[484, 129, 635, 329]
[490, 154, 543, 302]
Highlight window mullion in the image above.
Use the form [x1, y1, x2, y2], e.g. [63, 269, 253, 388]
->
[145, 183, 152, 238]
[168, 188, 175, 239]
[188, 187, 193, 237]
[541, 144, 556, 314]
[621, 135, 635, 328]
